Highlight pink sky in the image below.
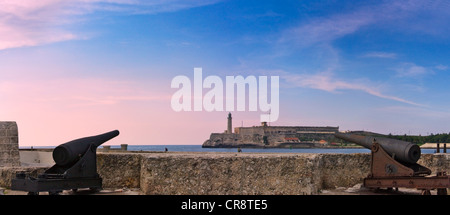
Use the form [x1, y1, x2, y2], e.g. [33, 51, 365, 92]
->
[0, 76, 265, 147]
[0, 77, 196, 146]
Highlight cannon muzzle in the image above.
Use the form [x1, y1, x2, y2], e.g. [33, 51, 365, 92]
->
[334, 132, 421, 164]
[53, 130, 120, 166]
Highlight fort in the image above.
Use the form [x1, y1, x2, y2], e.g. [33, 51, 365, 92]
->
[202, 113, 340, 148]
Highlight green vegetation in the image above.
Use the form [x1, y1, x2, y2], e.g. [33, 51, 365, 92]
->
[387, 133, 450, 145]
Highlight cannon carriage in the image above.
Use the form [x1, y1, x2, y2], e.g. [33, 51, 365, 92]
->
[335, 133, 449, 195]
[12, 130, 119, 195]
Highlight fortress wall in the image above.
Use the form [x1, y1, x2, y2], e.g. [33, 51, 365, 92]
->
[236, 126, 339, 136]
[19, 151, 54, 165]
[263, 126, 339, 132]
[417, 153, 450, 174]
[317, 153, 371, 189]
[237, 127, 264, 136]
[0, 166, 47, 188]
[97, 153, 142, 188]
[138, 153, 448, 194]
[0, 122, 20, 167]
[139, 153, 323, 195]
[1, 152, 448, 194]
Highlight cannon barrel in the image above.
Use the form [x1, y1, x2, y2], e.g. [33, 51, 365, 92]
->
[334, 133, 421, 164]
[53, 130, 120, 166]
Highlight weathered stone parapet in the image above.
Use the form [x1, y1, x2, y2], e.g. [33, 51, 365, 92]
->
[138, 152, 449, 195]
[97, 153, 142, 188]
[0, 167, 47, 188]
[1, 152, 448, 194]
[317, 153, 371, 189]
[139, 153, 366, 195]
[418, 153, 450, 174]
[140, 153, 310, 194]
[0, 122, 20, 167]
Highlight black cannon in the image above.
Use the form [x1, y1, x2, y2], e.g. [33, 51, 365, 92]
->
[12, 130, 119, 195]
[335, 132, 449, 195]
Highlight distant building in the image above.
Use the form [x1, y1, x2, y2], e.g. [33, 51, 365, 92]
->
[202, 113, 339, 148]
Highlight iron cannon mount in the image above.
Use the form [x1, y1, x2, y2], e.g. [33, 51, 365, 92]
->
[12, 130, 119, 195]
[335, 132, 449, 195]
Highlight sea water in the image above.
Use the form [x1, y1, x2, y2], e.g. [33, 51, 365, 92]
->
[126, 145, 437, 154]
[21, 145, 437, 154]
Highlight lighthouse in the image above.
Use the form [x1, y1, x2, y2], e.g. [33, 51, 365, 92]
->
[227, 113, 232, 134]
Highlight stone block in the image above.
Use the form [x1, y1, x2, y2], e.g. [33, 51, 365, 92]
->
[97, 153, 141, 188]
[0, 122, 20, 167]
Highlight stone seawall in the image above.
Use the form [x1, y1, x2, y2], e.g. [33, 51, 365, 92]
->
[97, 153, 142, 188]
[139, 153, 326, 195]
[1, 152, 448, 194]
[98, 152, 448, 194]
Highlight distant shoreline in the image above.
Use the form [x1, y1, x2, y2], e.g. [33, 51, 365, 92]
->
[202, 145, 364, 149]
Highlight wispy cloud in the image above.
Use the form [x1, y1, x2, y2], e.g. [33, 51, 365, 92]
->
[364, 52, 397, 59]
[394, 62, 434, 78]
[0, 78, 170, 107]
[279, 9, 374, 46]
[435, 64, 448, 71]
[0, 0, 221, 50]
[0, 0, 76, 50]
[284, 71, 424, 107]
[279, 0, 450, 47]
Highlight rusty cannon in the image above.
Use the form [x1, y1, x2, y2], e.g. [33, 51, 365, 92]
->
[12, 130, 119, 195]
[335, 133, 421, 164]
[335, 132, 449, 195]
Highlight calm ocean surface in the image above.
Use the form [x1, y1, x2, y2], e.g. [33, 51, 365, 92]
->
[125, 145, 437, 154]
[127, 145, 372, 153]
[22, 145, 437, 154]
